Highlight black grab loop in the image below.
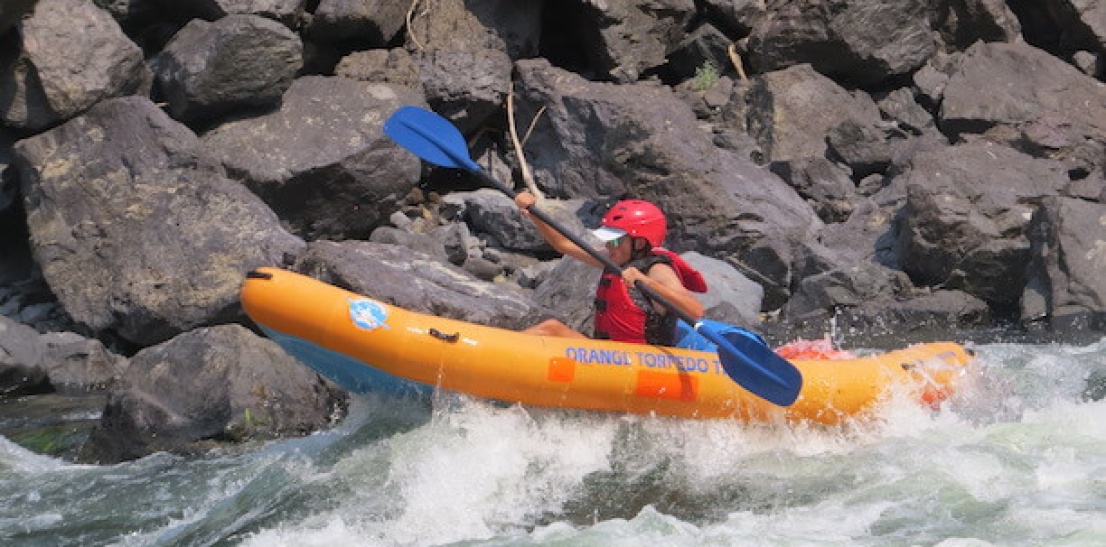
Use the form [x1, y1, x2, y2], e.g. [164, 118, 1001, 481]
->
[246, 270, 273, 280]
[429, 328, 460, 343]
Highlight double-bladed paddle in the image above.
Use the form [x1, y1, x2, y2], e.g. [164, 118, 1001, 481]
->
[384, 105, 802, 407]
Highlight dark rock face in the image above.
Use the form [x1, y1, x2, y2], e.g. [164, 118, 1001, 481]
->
[896, 141, 1069, 314]
[153, 14, 303, 123]
[79, 324, 345, 464]
[1023, 197, 1106, 333]
[746, 0, 938, 86]
[0, 0, 152, 131]
[201, 76, 425, 241]
[291, 239, 547, 330]
[14, 97, 304, 347]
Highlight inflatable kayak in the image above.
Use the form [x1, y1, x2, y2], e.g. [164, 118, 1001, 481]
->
[240, 267, 972, 425]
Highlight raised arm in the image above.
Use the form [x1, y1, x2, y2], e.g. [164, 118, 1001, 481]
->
[514, 191, 605, 268]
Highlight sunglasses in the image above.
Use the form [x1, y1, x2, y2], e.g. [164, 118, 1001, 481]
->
[605, 236, 626, 249]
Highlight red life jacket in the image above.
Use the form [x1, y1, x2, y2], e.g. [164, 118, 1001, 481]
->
[593, 249, 707, 344]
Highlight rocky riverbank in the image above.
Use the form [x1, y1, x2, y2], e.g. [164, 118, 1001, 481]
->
[1, 0, 1104, 463]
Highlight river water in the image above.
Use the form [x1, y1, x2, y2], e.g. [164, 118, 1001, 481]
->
[1, 338, 1104, 546]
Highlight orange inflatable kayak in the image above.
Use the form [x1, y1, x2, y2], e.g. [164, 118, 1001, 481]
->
[240, 267, 972, 425]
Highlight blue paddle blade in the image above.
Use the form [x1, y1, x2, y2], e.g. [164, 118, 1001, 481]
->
[384, 106, 482, 172]
[696, 323, 803, 407]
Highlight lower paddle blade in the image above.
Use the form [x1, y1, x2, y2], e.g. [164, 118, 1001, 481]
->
[699, 324, 803, 407]
[384, 106, 480, 171]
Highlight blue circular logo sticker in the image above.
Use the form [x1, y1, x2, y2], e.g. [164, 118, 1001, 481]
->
[348, 298, 390, 331]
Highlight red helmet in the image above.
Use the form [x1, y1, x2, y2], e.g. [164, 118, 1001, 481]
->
[601, 199, 666, 247]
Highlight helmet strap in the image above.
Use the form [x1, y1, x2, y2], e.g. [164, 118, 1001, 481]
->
[630, 239, 652, 260]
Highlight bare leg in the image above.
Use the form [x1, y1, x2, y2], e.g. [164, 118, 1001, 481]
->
[521, 318, 588, 339]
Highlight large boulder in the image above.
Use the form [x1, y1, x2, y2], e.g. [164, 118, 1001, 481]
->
[0, 315, 129, 397]
[292, 240, 547, 330]
[79, 324, 345, 464]
[745, 0, 938, 86]
[14, 96, 305, 346]
[405, 0, 542, 131]
[153, 14, 303, 124]
[746, 63, 883, 164]
[201, 76, 425, 240]
[0, 0, 152, 131]
[938, 41, 1106, 177]
[682, 251, 764, 328]
[895, 141, 1070, 313]
[1022, 196, 1106, 334]
[307, 0, 409, 47]
[579, 0, 697, 83]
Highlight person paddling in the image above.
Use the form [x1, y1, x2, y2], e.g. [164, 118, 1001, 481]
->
[515, 192, 708, 345]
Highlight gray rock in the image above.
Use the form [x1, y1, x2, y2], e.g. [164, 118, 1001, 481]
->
[15, 96, 305, 346]
[37, 332, 129, 393]
[335, 48, 422, 89]
[831, 289, 991, 348]
[786, 262, 913, 319]
[531, 257, 600, 334]
[770, 157, 857, 223]
[682, 251, 763, 328]
[877, 87, 936, 134]
[153, 0, 307, 25]
[308, 0, 408, 46]
[896, 140, 1069, 310]
[443, 189, 593, 253]
[202, 76, 425, 240]
[0, 315, 47, 396]
[431, 222, 480, 266]
[1023, 196, 1106, 333]
[293, 240, 546, 330]
[406, 0, 541, 132]
[939, 41, 1106, 177]
[0, 315, 128, 396]
[153, 14, 303, 123]
[369, 226, 451, 263]
[0, 0, 152, 131]
[79, 324, 346, 463]
[582, 0, 697, 83]
[747, 64, 882, 163]
[746, 0, 937, 85]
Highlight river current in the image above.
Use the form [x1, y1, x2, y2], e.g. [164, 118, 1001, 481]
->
[2, 338, 1104, 546]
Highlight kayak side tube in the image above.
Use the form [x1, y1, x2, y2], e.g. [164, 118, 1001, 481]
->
[240, 267, 973, 425]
